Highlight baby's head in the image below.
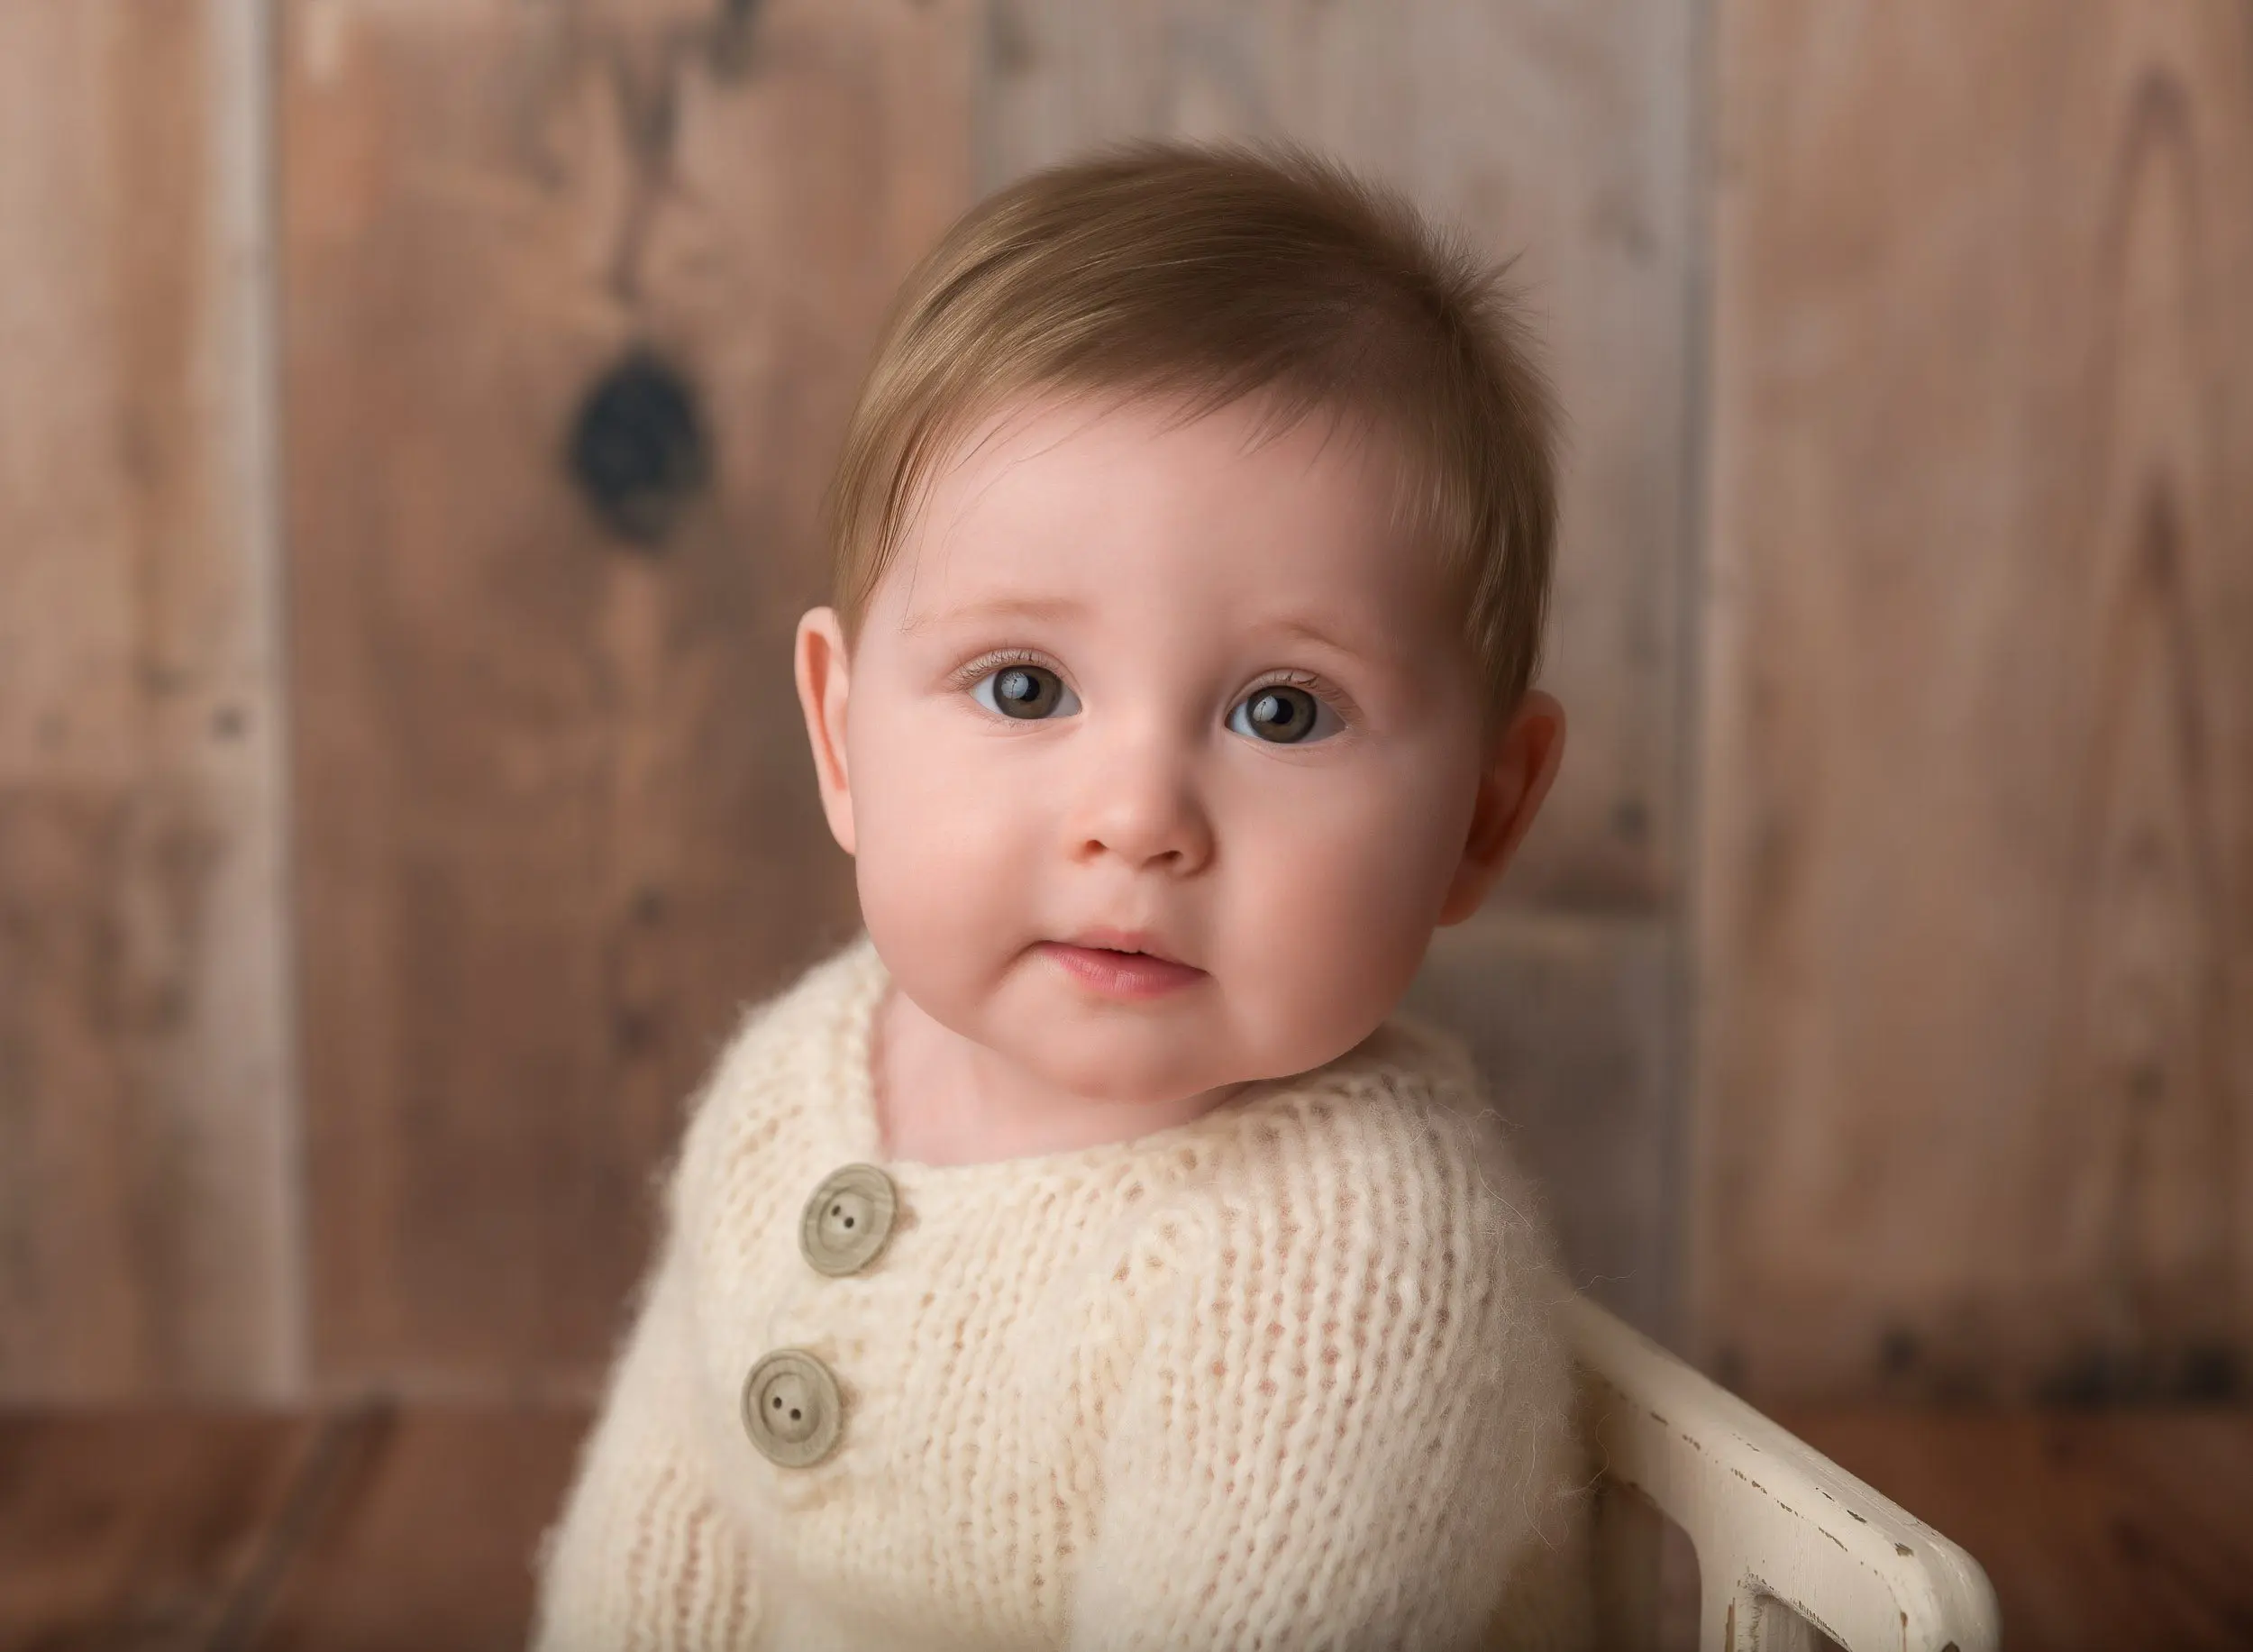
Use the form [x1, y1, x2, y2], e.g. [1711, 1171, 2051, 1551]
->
[796, 141, 1564, 1110]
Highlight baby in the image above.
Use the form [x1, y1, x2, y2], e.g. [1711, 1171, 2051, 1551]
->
[532, 141, 1588, 1650]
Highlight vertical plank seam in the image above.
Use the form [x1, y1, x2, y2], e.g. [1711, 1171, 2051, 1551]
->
[970, 0, 1004, 195]
[214, 0, 309, 1395]
[1669, 0, 1721, 1366]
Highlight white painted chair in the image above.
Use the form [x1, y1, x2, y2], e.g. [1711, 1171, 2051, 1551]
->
[1565, 1295, 2002, 1652]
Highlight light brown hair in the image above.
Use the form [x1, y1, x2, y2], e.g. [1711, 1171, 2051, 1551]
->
[821, 139, 1559, 734]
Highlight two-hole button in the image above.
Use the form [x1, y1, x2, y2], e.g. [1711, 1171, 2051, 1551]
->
[741, 1348, 841, 1468]
[799, 1162, 898, 1276]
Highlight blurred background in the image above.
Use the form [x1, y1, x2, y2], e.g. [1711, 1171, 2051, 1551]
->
[2, 1, 2247, 1647]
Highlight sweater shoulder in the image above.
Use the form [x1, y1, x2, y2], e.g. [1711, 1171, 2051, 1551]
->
[1130, 1010, 1570, 1340]
[1249, 1009, 1558, 1272]
[665, 929, 880, 1237]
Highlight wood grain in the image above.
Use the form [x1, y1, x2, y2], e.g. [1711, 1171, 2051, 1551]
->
[0, 1410, 322, 1650]
[0, 1, 296, 1401]
[233, 1404, 587, 1651]
[280, 0, 976, 1390]
[982, 0, 1702, 916]
[1779, 1407, 2253, 1652]
[1695, 4, 2253, 1398]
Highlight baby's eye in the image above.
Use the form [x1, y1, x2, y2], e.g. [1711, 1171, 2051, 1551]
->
[971, 662, 1081, 721]
[1227, 682, 1342, 745]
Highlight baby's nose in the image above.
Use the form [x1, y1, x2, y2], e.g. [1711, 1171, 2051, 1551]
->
[1064, 740, 1214, 872]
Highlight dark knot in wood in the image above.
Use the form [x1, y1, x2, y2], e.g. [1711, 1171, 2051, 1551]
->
[568, 346, 709, 548]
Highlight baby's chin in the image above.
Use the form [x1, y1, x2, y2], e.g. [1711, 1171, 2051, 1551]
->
[962, 1024, 1224, 1105]
[981, 1014, 1364, 1111]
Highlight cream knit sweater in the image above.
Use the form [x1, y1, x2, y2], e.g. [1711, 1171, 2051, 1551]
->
[531, 930, 1589, 1651]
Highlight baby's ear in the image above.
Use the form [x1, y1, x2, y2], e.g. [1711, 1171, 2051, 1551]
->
[794, 607, 857, 857]
[1437, 690, 1566, 924]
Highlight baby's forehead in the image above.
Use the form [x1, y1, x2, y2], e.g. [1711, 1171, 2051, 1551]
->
[935, 382, 1407, 484]
[865, 387, 1457, 659]
[911, 389, 1415, 548]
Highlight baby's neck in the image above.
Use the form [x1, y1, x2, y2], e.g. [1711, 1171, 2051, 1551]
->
[870, 983, 1253, 1167]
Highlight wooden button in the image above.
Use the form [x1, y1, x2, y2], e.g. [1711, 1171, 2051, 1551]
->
[799, 1163, 898, 1276]
[740, 1347, 843, 1468]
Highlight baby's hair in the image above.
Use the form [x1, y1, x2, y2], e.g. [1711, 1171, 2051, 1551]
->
[821, 138, 1560, 735]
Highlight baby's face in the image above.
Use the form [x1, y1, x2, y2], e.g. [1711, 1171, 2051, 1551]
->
[801, 388, 1543, 1107]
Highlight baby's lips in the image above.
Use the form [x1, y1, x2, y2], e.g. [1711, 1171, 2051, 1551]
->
[1054, 926, 1194, 967]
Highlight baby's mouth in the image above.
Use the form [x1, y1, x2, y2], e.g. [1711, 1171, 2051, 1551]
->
[1038, 938, 1206, 997]
[1053, 929, 1192, 969]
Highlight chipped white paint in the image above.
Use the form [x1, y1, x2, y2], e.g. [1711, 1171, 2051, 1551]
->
[1566, 1294, 2001, 1652]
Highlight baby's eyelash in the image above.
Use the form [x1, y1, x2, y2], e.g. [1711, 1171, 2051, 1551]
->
[945, 647, 1055, 692]
[1249, 669, 1355, 721]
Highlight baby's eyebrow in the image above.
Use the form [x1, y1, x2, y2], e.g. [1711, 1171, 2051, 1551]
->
[903, 595, 1390, 671]
[901, 594, 1085, 635]
[1264, 614, 1376, 665]
[901, 595, 1388, 667]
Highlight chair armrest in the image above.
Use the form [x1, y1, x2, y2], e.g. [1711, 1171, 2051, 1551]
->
[1562, 1295, 2000, 1652]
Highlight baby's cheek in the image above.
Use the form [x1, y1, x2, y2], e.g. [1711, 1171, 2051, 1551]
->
[855, 832, 991, 961]
[1222, 799, 1441, 1044]
[857, 737, 1002, 886]
[852, 763, 1040, 997]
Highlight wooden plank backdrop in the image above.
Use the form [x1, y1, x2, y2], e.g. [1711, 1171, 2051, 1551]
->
[1694, 2, 2253, 1400]
[2, 0, 2248, 1410]
[0, 0, 298, 1401]
[280, 0, 974, 1392]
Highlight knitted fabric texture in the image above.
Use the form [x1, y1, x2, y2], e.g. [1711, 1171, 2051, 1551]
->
[531, 930, 1589, 1651]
